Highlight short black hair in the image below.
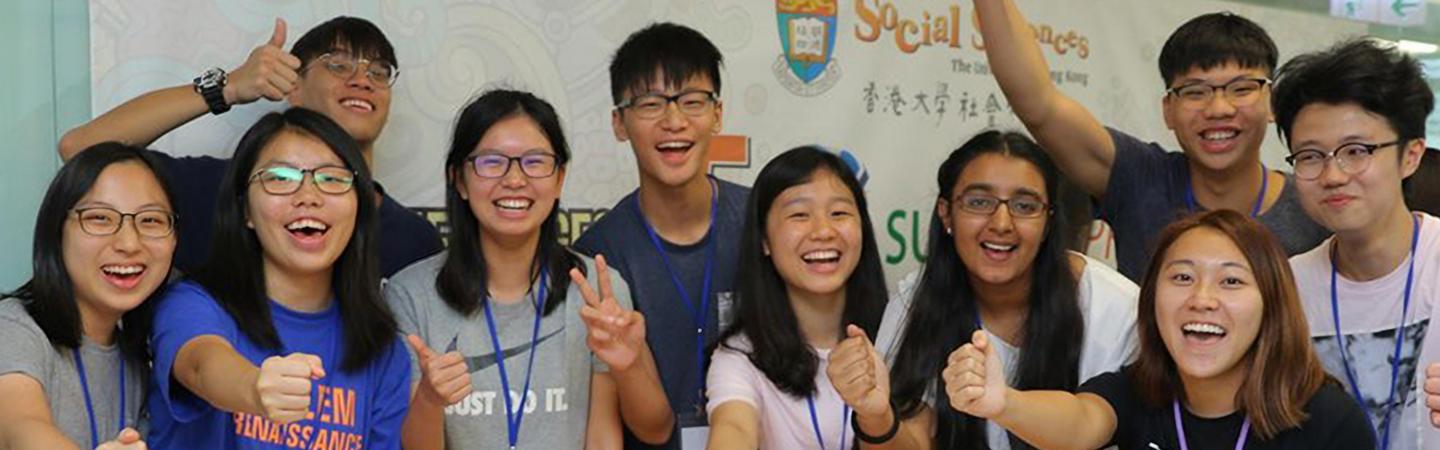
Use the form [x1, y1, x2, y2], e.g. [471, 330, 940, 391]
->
[7, 143, 176, 364]
[291, 16, 398, 68]
[438, 89, 579, 317]
[1273, 38, 1434, 146]
[1158, 12, 1278, 86]
[608, 22, 723, 105]
[193, 107, 396, 373]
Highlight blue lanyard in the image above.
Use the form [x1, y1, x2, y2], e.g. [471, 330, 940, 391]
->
[806, 395, 850, 450]
[1330, 214, 1421, 450]
[636, 176, 719, 411]
[1172, 400, 1249, 450]
[73, 347, 124, 449]
[482, 270, 548, 450]
[1185, 164, 1268, 217]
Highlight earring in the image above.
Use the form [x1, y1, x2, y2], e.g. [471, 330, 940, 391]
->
[946, 227, 952, 235]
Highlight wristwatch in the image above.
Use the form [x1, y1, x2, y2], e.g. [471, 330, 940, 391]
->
[193, 67, 230, 115]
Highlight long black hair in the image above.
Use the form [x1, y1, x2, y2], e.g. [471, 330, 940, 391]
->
[716, 146, 888, 397]
[889, 131, 1082, 449]
[7, 143, 176, 365]
[191, 107, 395, 373]
[436, 89, 579, 317]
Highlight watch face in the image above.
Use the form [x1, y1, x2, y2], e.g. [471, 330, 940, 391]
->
[199, 69, 224, 88]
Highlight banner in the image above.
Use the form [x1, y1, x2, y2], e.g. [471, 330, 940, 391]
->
[89, 0, 1363, 282]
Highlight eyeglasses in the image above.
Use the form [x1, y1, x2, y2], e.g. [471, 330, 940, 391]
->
[616, 90, 717, 120]
[466, 153, 560, 179]
[248, 166, 356, 195]
[72, 207, 176, 238]
[1285, 140, 1400, 181]
[954, 193, 1051, 219]
[307, 52, 399, 87]
[1166, 77, 1271, 110]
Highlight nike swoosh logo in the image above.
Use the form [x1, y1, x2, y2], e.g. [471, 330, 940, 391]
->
[447, 328, 565, 373]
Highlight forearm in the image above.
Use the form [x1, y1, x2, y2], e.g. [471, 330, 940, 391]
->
[173, 337, 265, 416]
[855, 406, 931, 450]
[58, 85, 208, 159]
[973, 0, 1060, 121]
[610, 346, 674, 444]
[0, 419, 82, 450]
[989, 389, 1114, 450]
[401, 387, 447, 450]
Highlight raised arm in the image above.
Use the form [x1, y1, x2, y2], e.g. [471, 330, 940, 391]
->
[0, 375, 147, 450]
[973, 0, 1116, 196]
[827, 324, 934, 450]
[946, 330, 1116, 450]
[572, 255, 675, 444]
[57, 18, 301, 160]
[171, 335, 325, 423]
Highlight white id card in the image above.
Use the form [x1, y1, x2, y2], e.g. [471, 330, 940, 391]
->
[680, 426, 709, 449]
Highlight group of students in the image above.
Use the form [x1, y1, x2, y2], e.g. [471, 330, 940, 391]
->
[1, 0, 1438, 449]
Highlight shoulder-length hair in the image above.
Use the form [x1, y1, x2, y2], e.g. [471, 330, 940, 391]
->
[888, 130, 1081, 449]
[437, 89, 579, 317]
[1129, 209, 1328, 439]
[191, 108, 395, 373]
[716, 146, 888, 397]
[8, 143, 176, 364]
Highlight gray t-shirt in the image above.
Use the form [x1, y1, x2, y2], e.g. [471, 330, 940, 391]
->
[0, 297, 144, 447]
[385, 252, 630, 450]
[1100, 127, 1329, 281]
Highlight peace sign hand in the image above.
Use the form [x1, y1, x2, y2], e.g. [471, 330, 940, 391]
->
[571, 254, 648, 373]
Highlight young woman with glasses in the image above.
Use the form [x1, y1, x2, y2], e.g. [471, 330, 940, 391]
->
[145, 108, 411, 449]
[860, 131, 1139, 449]
[386, 89, 672, 449]
[0, 144, 177, 450]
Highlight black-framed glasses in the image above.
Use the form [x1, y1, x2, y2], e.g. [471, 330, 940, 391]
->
[466, 153, 559, 179]
[1285, 140, 1401, 181]
[954, 193, 1051, 219]
[248, 165, 356, 195]
[616, 90, 717, 120]
[307, 52, 399, 87]
[1166, 77, 1271, 110]
[72, 207, 177, 238]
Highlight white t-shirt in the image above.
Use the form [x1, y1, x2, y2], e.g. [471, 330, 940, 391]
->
[1292, 213, 1440, 450]
[873, 252, 1140, 450]
[707, 335, 854, 450]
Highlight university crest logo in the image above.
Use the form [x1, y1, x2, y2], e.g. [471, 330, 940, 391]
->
[774, 0, 842, 96]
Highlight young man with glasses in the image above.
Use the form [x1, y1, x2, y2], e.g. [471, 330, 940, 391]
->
[571, 22, 749, 450]
[973, 1, 1328, 281]
[57, 16, 442, 278]
[1272, 38, 1439, 450]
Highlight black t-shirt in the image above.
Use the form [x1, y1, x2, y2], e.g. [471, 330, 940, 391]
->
[150, 152, 443, 278]
[1078, 370, 1375, 450]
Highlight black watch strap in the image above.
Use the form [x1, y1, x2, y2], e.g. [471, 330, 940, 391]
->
[193, 68, 230, 115]
[851, 402, 901, 444]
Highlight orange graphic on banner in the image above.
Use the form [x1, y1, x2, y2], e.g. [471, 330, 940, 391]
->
[707, 134, 752, 173]
[778, 0, 837, 15]
[233, 384, 366, 449]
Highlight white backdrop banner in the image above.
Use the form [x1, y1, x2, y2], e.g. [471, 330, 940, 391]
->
[89, 0, 1363, 282]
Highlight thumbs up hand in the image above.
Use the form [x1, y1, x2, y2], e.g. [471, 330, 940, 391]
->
[408, 334, 474, 407]
[825, 324, 892, 418]
[224, 18, 303, 105]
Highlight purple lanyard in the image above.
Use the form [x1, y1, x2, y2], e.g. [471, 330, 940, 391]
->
[806, 395, 850, 450]
[1185, 164, 1267, 217]
[483, 270, 548, 450]
[1330, 214, 1421, 450]
[635, 176, 719, 411]
[74, 348, 125, 449]
[1173, 400, 1249, 450]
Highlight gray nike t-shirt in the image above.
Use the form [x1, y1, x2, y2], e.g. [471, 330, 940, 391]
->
[0, 297, 144, 448]
[385, 252, 630, 449]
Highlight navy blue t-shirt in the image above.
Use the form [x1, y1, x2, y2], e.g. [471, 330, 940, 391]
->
[148, 152, 443, 278]
[572, 178, 749, 449]
[1099, 128, 1328, 281]
[147, 280, 411, 449]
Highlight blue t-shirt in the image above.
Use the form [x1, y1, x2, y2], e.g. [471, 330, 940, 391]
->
[149, 152, 443, 278]
[572, 178, 749, 449]
[1099, 128, 1329, 281]
[147, 280, 411, 450]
